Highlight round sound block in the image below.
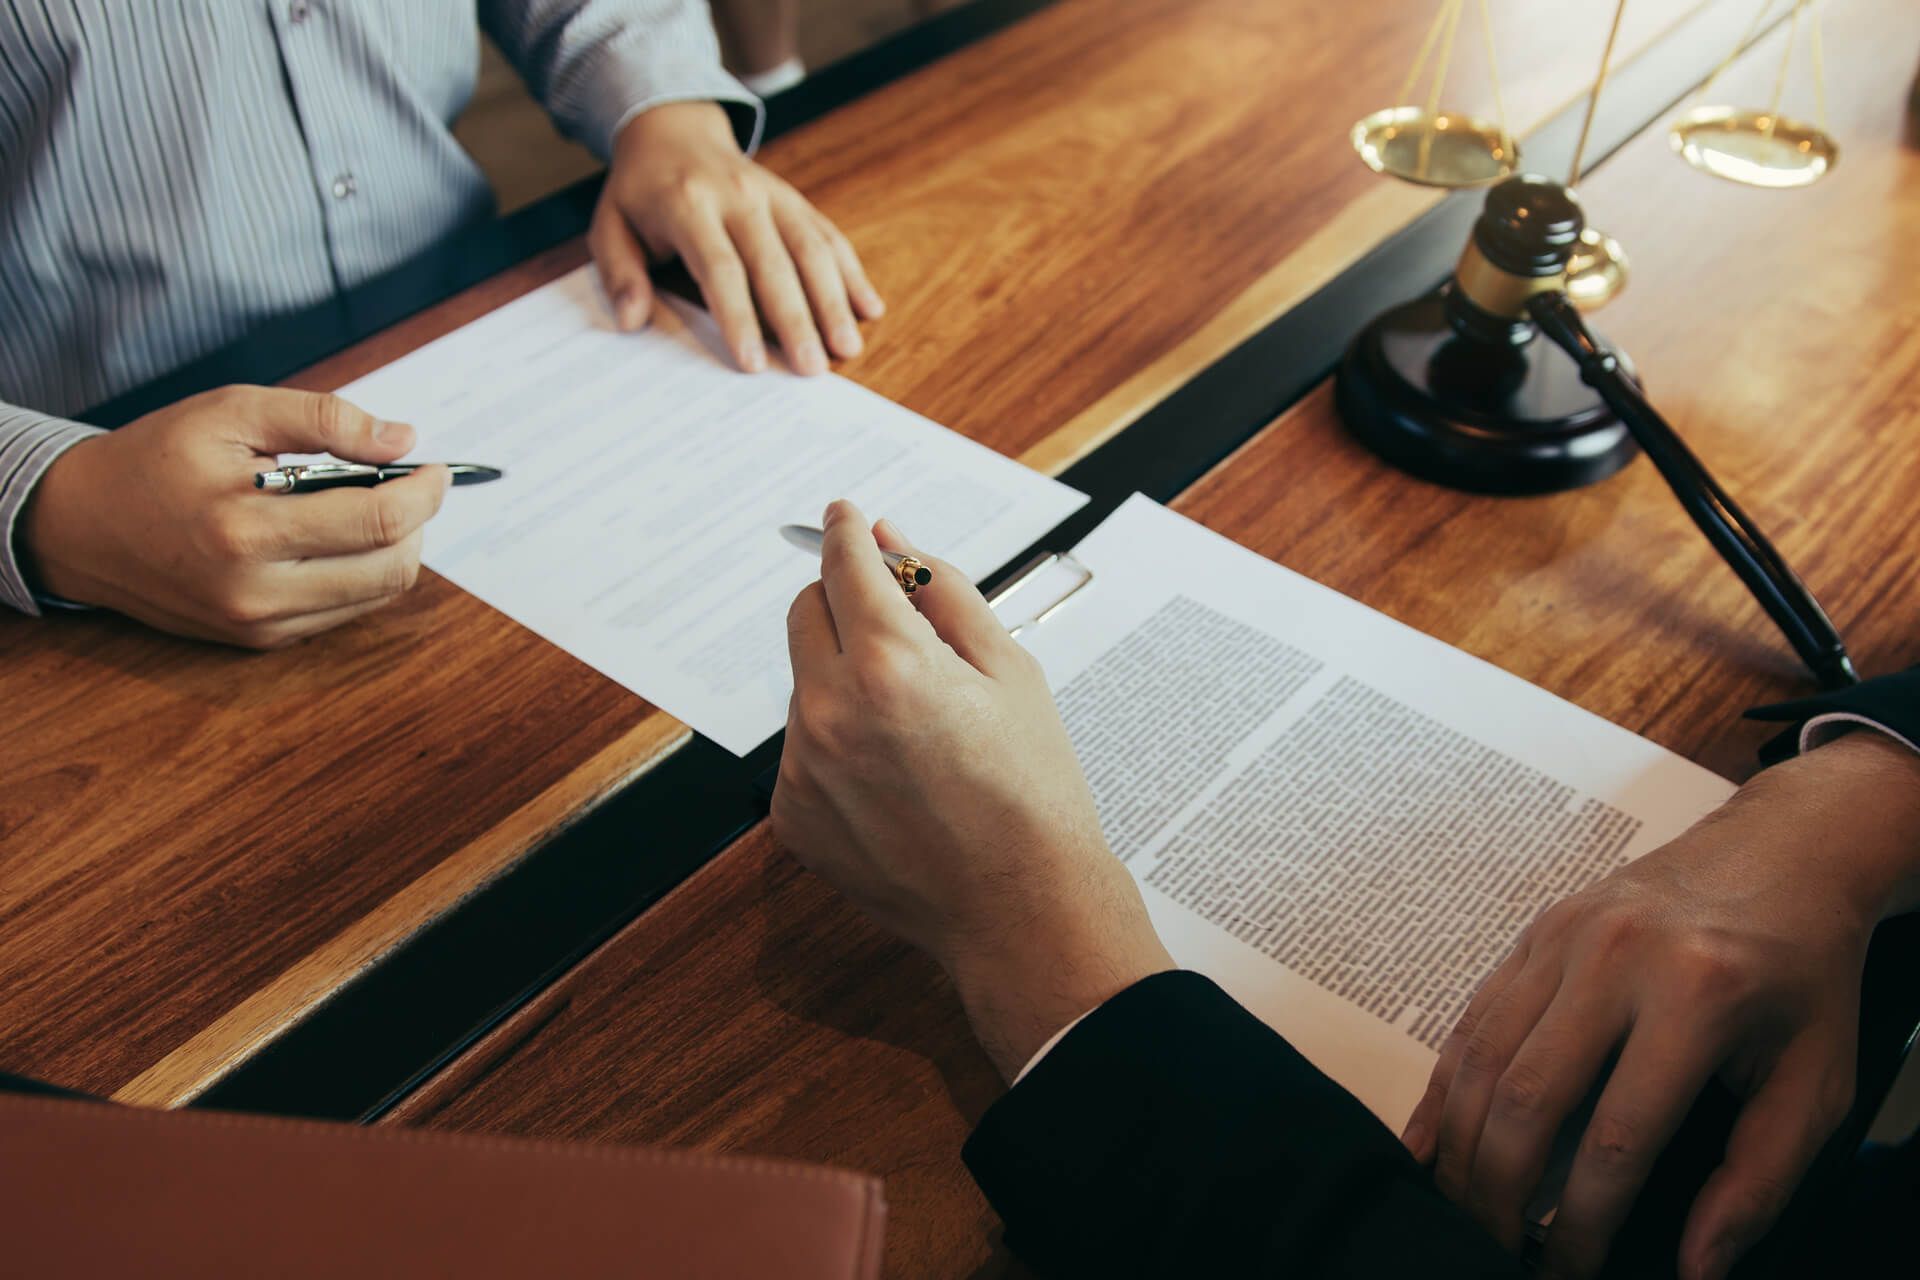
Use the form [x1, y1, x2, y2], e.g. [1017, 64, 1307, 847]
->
[1334, 294, 1639, 495]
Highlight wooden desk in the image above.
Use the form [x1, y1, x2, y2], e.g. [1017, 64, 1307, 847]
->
[388, 2, 1920, 1277]
[0, 0, 1710, 1106]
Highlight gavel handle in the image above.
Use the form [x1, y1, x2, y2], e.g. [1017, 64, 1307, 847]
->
[1526, 291, 1858, 691]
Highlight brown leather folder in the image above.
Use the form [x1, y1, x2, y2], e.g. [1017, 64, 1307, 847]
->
[0, 1093, 886, 1278]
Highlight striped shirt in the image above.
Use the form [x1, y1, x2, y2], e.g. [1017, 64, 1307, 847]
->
[0, 0, 759, 615]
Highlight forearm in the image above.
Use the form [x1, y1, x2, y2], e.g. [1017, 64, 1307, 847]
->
[478, 0, 763, 158]
[0, 404, 105, 615]
[941, 859, 1174, 1081]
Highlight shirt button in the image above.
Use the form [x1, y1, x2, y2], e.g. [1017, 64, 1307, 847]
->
[330, 172, 357, 199]
[289, 1, 311, 23]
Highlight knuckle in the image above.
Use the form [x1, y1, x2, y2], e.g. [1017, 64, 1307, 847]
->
[786, 585, 822, 633]
[212, 585, 275, 631]
[795, 687, 850, 750]
[1672, 936, 1752, 1004]
[365, 493, 408, 547]
[1530, 898, 1579, 938]
[793, 228, 837, 275]
[1588, 906, 1647, 957]
[851, 641, 916, 704]
[310, 392, 351, 440]
[1581, 1111, 1644, 1173]
[688, 245, 740, 289]
[1493, 1061, 1555, 1117]
[1458, 1033, 1506, 1078]
[1727, 1171, 1795, 1225]
[205, 511, 260, 561]
[670, 173, 711, 206]
[203, 384, 253, 415]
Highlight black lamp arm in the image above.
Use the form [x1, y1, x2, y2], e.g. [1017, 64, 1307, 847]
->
[1525, 291, 1858, 691]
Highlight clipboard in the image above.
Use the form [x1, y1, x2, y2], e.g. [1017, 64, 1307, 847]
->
[984, 549, 1095, 638]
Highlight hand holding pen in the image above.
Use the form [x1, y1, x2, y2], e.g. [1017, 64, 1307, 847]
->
[783, 522, 932, 594]
[19, 386, 492, 650]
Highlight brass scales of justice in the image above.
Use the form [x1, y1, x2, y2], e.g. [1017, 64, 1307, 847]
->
[1332, 0, 1857, 691]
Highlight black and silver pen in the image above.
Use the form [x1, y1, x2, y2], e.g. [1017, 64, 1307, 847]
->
[780, 523, 933, 594]
[254, 461, 504, 494]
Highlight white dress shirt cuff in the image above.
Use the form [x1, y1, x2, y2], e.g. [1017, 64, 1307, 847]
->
[1799, 711, 1920, 758]
[1013, 1008, 1098, 1086]
[0, 408, 104, 616]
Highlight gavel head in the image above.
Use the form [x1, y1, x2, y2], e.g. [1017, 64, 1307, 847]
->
[1446, 174, 1584, 347]
[1334, 170, 1638, 494]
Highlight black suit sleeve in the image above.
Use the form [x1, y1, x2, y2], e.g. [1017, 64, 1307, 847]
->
[1746, 666, 1920, 762]
[962, 971, 1517, 1278]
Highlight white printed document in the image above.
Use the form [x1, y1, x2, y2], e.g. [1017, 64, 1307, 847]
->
[1016, 495, 1736, 1130]
[335, 266, 1086, 755]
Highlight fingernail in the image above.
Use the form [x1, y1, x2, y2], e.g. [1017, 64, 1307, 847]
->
[1400, 1120, 1428, 1157]
[374, 420, 412, 447]
[822, 500, 842, 528]
[742, 338, 767, 373]
[615, 288, 643, 329]
[795, 339, 827, 375]
[875, 517, 906, 546]
[834, 324, 863, 357]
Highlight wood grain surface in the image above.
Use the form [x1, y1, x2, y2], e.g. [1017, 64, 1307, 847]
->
[0, 0, 1720, 1105]
[392, 2, 1920, 1277]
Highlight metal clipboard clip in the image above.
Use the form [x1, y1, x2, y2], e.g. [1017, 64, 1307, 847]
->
[987, 550, 1094, 639]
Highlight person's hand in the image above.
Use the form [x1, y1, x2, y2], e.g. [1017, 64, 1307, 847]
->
[772, 500, 1173, 1076]
[590, 101, 884, 376]
[20, 386, 449, 649]
[1401, 730, 1920, 1280]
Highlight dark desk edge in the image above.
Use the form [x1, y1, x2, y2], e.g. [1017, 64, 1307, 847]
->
[184, 6, 1915, 1272]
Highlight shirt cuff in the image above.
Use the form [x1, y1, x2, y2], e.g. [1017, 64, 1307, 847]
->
[1, 411, 103, 616]
[1798, 711, 1920, 757]
[569, 42, 764, 160]
[1013, 1008, 1098, 1085]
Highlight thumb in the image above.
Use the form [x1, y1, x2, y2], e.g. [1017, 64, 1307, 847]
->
[233, 387, 414, 462]
[588, 197, 655, 331]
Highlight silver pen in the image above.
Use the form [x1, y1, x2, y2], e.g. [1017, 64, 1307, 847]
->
[254, 461, 504, 494]
[780, 523, 933, 594]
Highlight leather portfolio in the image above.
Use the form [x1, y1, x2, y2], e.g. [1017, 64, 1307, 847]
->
[0, 1093, 886, 1277]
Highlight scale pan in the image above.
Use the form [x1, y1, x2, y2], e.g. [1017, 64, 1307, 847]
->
[1351, 106, 1519, 188]
[1668, 105, 1837, 188]
[1565, 226, 1629, 310]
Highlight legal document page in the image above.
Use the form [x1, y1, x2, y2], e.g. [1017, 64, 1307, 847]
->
[334, 267, 1086, 754]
